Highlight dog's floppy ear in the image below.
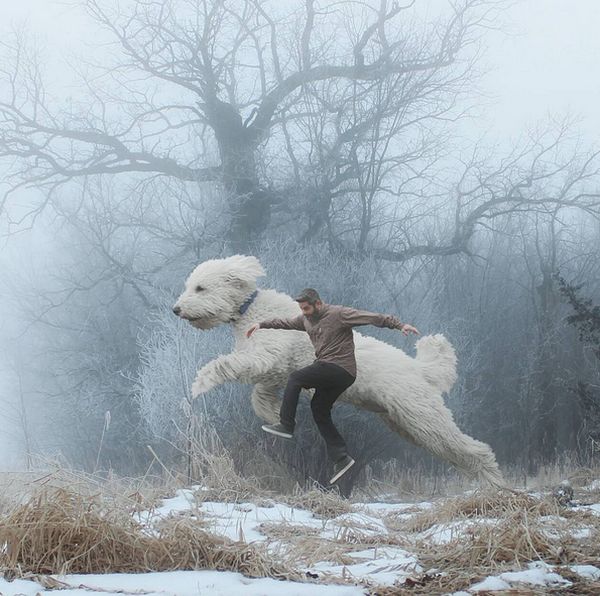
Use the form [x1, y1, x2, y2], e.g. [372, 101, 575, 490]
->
[223, 254, 266, 287]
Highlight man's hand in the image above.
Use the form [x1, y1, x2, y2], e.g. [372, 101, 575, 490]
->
[245, 323, 260, 338]
[400, 323, 420, 336]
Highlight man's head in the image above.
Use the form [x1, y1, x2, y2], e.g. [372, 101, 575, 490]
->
[294, 288, 323, 317]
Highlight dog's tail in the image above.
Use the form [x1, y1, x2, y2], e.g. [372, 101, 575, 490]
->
[414, 333, 457, 394]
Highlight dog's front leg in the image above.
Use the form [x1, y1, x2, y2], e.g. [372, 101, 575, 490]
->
[191, 351, 269, 398]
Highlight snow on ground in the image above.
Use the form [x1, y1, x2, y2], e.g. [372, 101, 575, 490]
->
[415, 518, 497, 545]
[310, 545, 422, 586]
[569, 564, 600, 580]
[465, 561, 572, 592]
[452, 560, 600, 594]
[0, 570, 364, 596]
[2, 485, 600, 595]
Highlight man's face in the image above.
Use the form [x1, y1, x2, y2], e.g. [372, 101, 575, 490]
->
[298, 299, 322, 317]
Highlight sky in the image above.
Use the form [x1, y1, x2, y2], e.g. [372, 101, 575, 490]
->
[0, 0, 599, 468]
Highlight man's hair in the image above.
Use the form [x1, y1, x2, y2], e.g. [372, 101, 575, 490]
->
[294, 288, 321, 305]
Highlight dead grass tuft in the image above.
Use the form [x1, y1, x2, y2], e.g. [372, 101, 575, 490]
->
[389, 489, 560, 534]
[568, 467, 597, 487]
[284, 487, 353, 519]
[552, 566, 600, 595]
[0, 487, 296, 580]
[258, 521, 321, 541]
[425, 509, 569, 568]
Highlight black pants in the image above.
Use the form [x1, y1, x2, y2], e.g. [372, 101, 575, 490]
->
[280, 360, 356, 463]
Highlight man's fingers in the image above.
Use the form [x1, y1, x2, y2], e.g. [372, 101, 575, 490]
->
[401, 325, 420, 336]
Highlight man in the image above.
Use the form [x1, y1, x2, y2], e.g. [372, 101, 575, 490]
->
[245, 288, 419, 484]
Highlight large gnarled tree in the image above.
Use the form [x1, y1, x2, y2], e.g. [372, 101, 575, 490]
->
[0, 0, 502, 252]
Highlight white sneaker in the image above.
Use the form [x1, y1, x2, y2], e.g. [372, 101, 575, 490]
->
[329, 455, 355, 484]
[261, 422, 294, 439]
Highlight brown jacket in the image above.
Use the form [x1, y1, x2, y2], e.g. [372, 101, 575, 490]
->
[258, 303, 404, 377]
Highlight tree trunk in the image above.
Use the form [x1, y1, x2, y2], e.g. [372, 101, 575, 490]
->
[531, 265, 561, 467]
[209, 100, 271, 253]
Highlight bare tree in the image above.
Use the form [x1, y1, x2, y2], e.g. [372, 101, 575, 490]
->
[0, 0, 503, 252]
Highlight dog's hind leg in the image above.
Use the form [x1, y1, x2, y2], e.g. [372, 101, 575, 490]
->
[250, 383, 280, 424]
[379, 405, 506, 489]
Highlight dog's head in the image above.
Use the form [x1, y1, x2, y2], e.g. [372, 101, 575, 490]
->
[173, 254, 266, 329]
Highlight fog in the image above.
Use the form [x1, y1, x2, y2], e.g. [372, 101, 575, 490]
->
[0, 0, 599, 484]
[3, 0, 600, 137]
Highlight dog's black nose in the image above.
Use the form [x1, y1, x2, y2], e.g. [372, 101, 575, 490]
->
[173, 305, 181, 316]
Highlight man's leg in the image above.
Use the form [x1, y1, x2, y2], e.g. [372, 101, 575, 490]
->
[280, 362, 327, 430]
[263, 362, 328, 437]
[309, 364, 356, 462]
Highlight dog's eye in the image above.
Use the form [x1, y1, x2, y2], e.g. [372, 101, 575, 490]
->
[195, 285, 205, 292]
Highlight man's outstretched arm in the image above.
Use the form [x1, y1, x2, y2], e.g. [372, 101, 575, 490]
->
[246, 314, 306, 338]
[340, 306, 419, 335]
[259, 313, 306, 330]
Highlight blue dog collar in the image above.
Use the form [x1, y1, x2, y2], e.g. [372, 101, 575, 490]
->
[239, 289, 258, 315]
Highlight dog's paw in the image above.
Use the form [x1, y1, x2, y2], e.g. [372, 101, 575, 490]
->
[191, 376, 213, 397]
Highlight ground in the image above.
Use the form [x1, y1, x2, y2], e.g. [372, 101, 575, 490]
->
[1, 474, 599, 595]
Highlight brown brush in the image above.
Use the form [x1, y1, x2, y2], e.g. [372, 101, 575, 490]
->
[0, 487, 297, 580]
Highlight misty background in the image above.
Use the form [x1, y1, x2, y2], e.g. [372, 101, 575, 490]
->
[1, 0, 599, 491]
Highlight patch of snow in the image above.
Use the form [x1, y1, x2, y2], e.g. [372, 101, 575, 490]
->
[417, 518, 496, 545]
[196, 500, 326, 542]
[135, 486, 201, 526]
[310, 550, 421, 587]
[0, 570, 365, 596]
[346, 546, 414, 561]
[498, 567, 570, 587]
[570, 564, 600, 580]
[582, 479, 600, 491]
[570, 527, 593, 539]
[324, 511, 388, 540]
[469, 576, 511, 591]
[466, 561, 572, 593]
[0, 577, 42, 596]
[137, 493, 330, 544]
[354, 501, 433, 514]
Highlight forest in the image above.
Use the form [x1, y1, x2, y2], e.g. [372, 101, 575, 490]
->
[0, 0, 599, 494]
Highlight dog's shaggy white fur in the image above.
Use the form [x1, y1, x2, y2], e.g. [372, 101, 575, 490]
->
[174, 254, 505, 487]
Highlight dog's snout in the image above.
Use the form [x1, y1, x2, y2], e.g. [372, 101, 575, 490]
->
[173, 305, 181, 316]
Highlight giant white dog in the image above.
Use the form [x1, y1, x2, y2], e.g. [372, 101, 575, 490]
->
[173, 254, 505, 487]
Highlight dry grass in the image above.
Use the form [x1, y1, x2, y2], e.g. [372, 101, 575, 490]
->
[190, 452, 264, 503]
[0, 455, 184, 519]
[258, 521, 321, 541]
[388, 489, 560, 534]
[377, 488, 600, 594]
[0, 486, 296, 580]
[356, 456, 600, 503]
[284, 487, 354, 519]
[422, 509, 568, 568]
[418, 492, 599, 567]
[1, 453, 599, 595]
[176, 414, 274, 503]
